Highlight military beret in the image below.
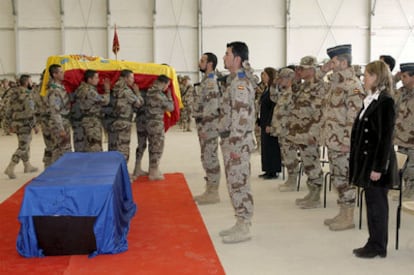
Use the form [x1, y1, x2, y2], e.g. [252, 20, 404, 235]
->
[400, 63, 414, 73]
[299, 56, 318, 68]
[278, 68, 295, 79]
[327, 44, 352, 59]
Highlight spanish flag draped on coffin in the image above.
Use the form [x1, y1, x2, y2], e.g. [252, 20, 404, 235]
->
[40, 54, 182, 131]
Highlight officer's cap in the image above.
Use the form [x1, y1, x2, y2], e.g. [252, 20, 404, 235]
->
[327, 44, 352, 59]
[400, 63, 414, 73]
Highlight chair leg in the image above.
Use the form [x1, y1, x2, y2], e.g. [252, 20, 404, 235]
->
[296, 162, 303, 192]
[359, 189, 365, 229]
[323, 172, 330, 208]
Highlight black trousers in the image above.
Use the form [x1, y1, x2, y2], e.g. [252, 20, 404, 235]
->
[364, 185, 389, 253]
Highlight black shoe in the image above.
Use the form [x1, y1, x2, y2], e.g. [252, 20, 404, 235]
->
[263, 173, 278, 180]
[259, 173, 267, 178]
[353, 246, 386, 258]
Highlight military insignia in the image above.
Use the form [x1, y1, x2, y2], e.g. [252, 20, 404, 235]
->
[353, 88, 360, 94]
[237, 85, 245, 90]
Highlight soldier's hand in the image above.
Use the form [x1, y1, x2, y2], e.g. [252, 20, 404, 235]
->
[132, 83, 140, 94]
[9, 127, 15, 134]
[230, 152, 240, 160]
[103, 78, 111, 92]
[340, 144, 350, 153]
[33, 127, 39, 134]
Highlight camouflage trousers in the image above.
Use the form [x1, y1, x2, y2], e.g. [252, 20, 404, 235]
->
[398, 147, 414, 187]
[327, 149, 355, 206]
[196, 124, 220, 185]
[10, 122, 32, 163]
[39, 117, 53, 167]
[50, 118, 72, 164]
[296, 143, 323, 187]
[110, 120, 132, 162]
[279, 137, 299, 175]
[146, 120, 165, 169]
[135, 116, 148, 163]
[82, 116, 104, 152]
[180, 107, 192, 123]
[72, 120, 86, 152]
[220, 133, 254, 221]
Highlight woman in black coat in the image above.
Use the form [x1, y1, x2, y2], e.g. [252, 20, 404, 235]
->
[349, 60, 399, 259]
[257, 67, 282, 179]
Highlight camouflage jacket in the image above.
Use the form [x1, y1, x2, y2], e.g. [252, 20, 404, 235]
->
[4, 86, 36, 129]
[321, 67, 364, 150]
[47, 81, 71, 132]
[76, 82, 110, 118]
[112, 78, 143, 121]
[32, 83, 50, 121]
[218, 67, 256, 151]
[270, 86, 294, 138]
[394, 86, 414, 148]
[181, 84, 194, 111]
[145, 81, 174, 122]
[286, 78, 325, 145]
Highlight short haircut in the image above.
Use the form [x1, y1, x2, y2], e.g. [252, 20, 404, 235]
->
[19, 74, 31, 86]
[48, 64, 61, 79]
[120, 69, 133, 78]
[226, 41, 249, 63]
[203, 52, 218, 70]
[157, 74, 170, 84]
[336, 53, 352, 66]
[380, 55, 396, 71]
[84, 69, 97, 82]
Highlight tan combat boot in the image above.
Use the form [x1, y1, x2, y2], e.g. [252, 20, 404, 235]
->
[279, 173, 297, 192]
[324, 209, 342, 226]
[220, 218, 251, 244]
[194, 184, 220, 205]
[295, 183, 313, 205]
[329, 205, 355, 231]
[4, 161, 17, 179]
[23, 161, 38, 173]
[299, 185, 322, 209]
[148, 167, 164, 181]
[132, 160, 148, 178]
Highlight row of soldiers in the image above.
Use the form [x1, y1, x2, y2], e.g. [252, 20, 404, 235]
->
[2, 65, 174, 181]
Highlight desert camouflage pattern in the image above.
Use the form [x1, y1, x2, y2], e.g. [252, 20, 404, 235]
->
[270, 86, 293, 138]
[145, 80, 174, 169]
[109, 78, 143, 161]
[193, 72, 221, 186]
[134, 90, 149, 166]
[4, 86, 36, 163]
[70, 87, 85, 152]
[47, 81, 72, 163]
[394, 86, 414, 149]
[279, 137, 300, 175]
[180, 83, 194, 127]
[218, 63, 256, 221]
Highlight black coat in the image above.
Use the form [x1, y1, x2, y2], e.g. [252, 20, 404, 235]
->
[349, 92, 399, 188]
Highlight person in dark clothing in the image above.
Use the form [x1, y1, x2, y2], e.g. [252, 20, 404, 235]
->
[350, 60, 399, 258]
[257, 67, 282, 179]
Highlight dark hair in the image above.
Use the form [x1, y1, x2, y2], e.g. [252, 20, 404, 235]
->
[203, 52, 218, 70]
[48, 64, 61, 78]
[19, 74, 31, 86]
[226, 41, 249, 63]
[286, 65, 297, 71]
[263, 67, 277, 86]
[336, 53, 352, 66]
[120, 69, 133, 78]
[84, 69, 97, 82]
[157, 74, 170, 84]
[380, 55, 396, 71]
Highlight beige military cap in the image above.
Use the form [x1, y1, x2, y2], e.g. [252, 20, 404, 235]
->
[299, 56, 318, 68]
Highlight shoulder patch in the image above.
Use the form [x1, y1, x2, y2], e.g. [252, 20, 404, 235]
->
[208, 73, 215, 79]
[353, 88, 360, 94]
[237, 72, 246, 79]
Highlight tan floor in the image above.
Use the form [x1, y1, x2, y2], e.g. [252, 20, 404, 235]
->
[1, 126, 414, 275]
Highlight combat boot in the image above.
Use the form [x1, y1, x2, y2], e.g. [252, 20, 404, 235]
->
[4, 161, 17, 179]
[132, 161, 148, 177]
[23, 161, 38, 173]
[329, 205, 355, 231]
[221, 219, 251, 244]
[299, 184, 322, 209]
[148, 167, 164, 181]
[279, 173, 297, 192]
[295, 183, 313, 205]
[194, 184, 220, 205]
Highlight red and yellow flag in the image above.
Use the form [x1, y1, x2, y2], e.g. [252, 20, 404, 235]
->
[112, 25, 120, 56]
[41, 54, 182, 131]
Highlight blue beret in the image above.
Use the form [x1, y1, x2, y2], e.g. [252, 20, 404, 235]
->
[400, 63, 414, 73]
[327, 44, 352, 59]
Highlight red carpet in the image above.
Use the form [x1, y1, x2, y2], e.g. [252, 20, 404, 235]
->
[0, 173, 225, 275]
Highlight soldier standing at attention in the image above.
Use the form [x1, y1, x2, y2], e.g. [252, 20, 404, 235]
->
[218, 41, 256, 244]
[145, 75, 174, 181]
[394, 63, 414, 200]
[192, 52, 221, 204]
[110, 69, 144, 162]
[180, 76, 194, 132]
[290, 56, 325, 209]
[132, 88, 149, 179]
[4, 75, 38, 179]
[320, 44, 364, 231]
[77, 70, 110, 152]
[47, 64, 72, 164]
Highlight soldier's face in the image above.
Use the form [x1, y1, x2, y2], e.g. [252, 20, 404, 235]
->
[125, 73, 135, 86]
[331, 57, 347, 72]
[223, 47, 236, 72]
[363, 71, 377, 91]
[89, 73, 99, 86]
[401, 72, 414, 89]
[163, 81, 171, 92]
[199, 55, 208, 73]
[54, 68, 64, 81]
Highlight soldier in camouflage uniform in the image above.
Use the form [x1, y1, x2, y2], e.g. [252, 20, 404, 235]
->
[4, 75, 38, 179]
[192, 52, 221, 204]
[270, 68, 300, 192]
[254, 72, 266, 152]
[70, 82, 85, 152]
[394, 63, 414, 200]
[320, 45, 364, 231]
[285, 56, 325, 208]
[145, 75, 174, 181]
[32, 70, 53, 168]
[76, 70, 110, 152]
[0, 79, 12, 135]
[132, 88, 149, 179]
[218, 42, 256, 244]
[47, 64, 73, 164]
[110, 70, 144, 163]
[180, 76, 194, 132]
